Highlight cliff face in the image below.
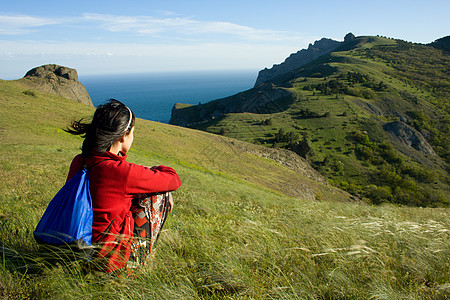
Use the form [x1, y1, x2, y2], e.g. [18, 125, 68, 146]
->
[19, 64, 93, 106]
[254, 37, 342, 86]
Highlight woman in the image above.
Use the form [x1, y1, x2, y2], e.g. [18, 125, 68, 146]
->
[65, 99, 180, 273]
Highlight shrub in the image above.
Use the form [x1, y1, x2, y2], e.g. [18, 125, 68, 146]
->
[380, 147, 403, 164]
[262, 118, 272, 126]
[23, 90, 37, 97]
[345, 87, 361, 97]
[364, 185, 392, 204]
[361, 88, 374, 99]
[355, 144, 375, 161]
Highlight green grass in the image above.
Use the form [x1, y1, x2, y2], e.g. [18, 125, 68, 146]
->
[1, 79, 449, 299]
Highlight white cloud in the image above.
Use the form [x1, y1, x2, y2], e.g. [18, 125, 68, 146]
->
[81, 13, 308, 42]
[0, 12, 315, 44]
[0, 15, 62, 35]
[81, 13, 206, 36]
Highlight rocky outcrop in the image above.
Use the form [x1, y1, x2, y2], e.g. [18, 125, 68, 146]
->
[20, 64, 93, 106]
[344, 32, 356, 42]
[254, 37, 342, 86]
[289, 139, 312, 159]
[383, 121, 435, 155]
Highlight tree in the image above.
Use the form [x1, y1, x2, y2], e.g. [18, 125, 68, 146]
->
[262, 118, 272, 126]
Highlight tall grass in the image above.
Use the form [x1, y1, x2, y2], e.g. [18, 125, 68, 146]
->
[1, 175, 448, 299]
[0, 79, 449, 299]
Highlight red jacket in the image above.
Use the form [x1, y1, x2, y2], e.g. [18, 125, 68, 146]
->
[67, 151, 180, 271]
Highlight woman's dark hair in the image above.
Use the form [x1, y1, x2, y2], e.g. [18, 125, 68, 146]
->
[65, 99, 135, 156]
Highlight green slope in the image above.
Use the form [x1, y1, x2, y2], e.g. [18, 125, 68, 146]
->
[179, 36, 450, 207]
[0, 79, 449, 299]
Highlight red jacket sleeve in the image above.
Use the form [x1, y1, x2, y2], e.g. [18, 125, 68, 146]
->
[125, 164, 181, 194]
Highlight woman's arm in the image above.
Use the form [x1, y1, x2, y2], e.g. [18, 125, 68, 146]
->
[125, 164, 181, 194]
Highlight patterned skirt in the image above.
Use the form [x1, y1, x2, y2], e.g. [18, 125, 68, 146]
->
[128, 192, 171, 268]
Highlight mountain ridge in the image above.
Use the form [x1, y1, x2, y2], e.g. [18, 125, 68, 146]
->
[254, 35, 344, 86]
[169, 34, 450, 207]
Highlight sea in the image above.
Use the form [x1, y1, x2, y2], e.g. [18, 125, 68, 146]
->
[80, 70, 257, 124]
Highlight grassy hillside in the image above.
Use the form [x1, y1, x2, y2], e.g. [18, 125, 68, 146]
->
[0, 79, 449, 299]
[183, 36, 450, 207]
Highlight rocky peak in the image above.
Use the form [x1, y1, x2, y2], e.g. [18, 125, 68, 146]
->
[20, 64, 93, 106]
[344, 32, 356, 42]
[254, 36, 342, 86]
[24, 64, 79, 81]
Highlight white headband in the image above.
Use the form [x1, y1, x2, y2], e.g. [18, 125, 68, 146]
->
[124, 106, 133, 132]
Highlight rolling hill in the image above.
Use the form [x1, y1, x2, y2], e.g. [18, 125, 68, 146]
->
[170, 34, 450, 207]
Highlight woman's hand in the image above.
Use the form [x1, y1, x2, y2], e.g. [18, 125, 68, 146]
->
[167, 192, 174, 213]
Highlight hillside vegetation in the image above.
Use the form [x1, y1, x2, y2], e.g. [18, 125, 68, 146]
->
[0, 77, 449, 298]
[172, 36, 450, 207]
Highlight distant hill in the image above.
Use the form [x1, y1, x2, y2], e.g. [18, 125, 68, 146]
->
[169, 34, 450, 207]
[169, 83, 295, 127]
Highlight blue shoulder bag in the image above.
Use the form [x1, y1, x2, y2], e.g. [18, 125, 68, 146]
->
[34, 166, 94, 248]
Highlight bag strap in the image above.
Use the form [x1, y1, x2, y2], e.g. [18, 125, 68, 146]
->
[81, 157, 88, 170]
[80, 157, 113, 170]
[89, 158, 113, 169]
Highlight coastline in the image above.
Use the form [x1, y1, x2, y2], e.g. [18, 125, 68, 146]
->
[80, 70, 257, 123]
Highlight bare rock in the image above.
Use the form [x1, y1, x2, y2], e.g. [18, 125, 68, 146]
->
[289, 139, 312, 159]
[383, 121, 435, 155]
[20, 64, 93, 106]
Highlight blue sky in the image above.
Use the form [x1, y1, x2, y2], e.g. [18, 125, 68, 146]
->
[1, 0, 449, 79]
